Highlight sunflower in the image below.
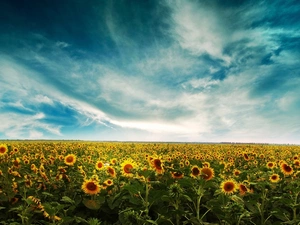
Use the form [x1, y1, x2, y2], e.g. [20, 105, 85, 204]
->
[280, 162, 293, 176]
[110, 158, 117, 165]
[107, 166, 116, 178]
[103, 179, 114, 187]
[269, 174, 280, 183]
[171, 171, 184, 179]
[31, 164, 38, 173]
[12, 147, 19, 154]
[201, 167, 214, 181]
[190, 165, 201, 178]
[95, 161, 104, 170]
[233, 169, 241, 176]
[266, 161, 276, 169]
[202, 162, 210, 168]
[152, 158, 164, 174]
[220, 179, 237, 195]
[238, 183, 248, 196]
[64, 154, 76, 166]
[243, 153, 249, 161]
[0, 144, 8, 156]
[81, 179, 101, 195]
[185, 160, 190, 166]
[294, 160, 300, 168]
[13, 158, 22, 168]
[120, 159, 137, 177]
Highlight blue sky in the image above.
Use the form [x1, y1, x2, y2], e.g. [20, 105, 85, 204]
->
[1, 0, 300, 143]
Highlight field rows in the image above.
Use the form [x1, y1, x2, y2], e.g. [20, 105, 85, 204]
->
[0, 141, 300, 224]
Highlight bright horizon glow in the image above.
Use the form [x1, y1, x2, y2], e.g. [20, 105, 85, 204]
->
[1, 0, 300, 144]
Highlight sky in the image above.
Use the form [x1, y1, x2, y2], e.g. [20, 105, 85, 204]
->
[0, 0, 300, 144]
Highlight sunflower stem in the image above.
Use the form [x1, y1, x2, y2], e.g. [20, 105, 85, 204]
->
[258, 189, 268, 225]
[144, 181, 150, 217]
[292, 192, 299, 221]
[196, 186, 203, 221]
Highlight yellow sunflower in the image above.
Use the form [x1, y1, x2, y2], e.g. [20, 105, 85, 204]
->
[269, 174, 280, 183]
[103, 179, 114, 187]
[190, 165, 201, 178]
[0, 144, 8, 156]
[110, 158, 117, 165]
[266, 161, 276, 169]
[107, 166, 116, 178]
[95, 161, 104, 170]
[202, 161, 210, 168]
[120, 159, 137, 177]
[64, 154, 76, 166]
[171, 171, 184, 179]
[220, 179, 237, 195]
[201, 167, 214, 181]
[233, 169, 241, 176]
[81, 179, 101, 195]
[151, 158, 164, 174]
[280, 162, 293, 176]
[294, 160, 300, 168]
[238, 183, 248, 196]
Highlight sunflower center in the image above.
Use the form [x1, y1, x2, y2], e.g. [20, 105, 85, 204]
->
[173, 172, 182, 177]
[192, 167, 200, 175]
[124, 164, 133, 173]
[283, 164, 292, 172]
[201, 167, 213, 180]
[66, 156, 74, 163]
[224, 182, 234, 191]
[108, 168, 115, 174]
[239, 184, 247, 192]
[0, 147, 6, 153]
[154, 159, 162, 169]
[86, 182, 97, 191]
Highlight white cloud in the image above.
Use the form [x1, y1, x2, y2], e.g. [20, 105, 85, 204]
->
[29, 130, 44, 139]
[182, 77, 220, 89]
[168, 1, 231, 64]
[34, 95, 54, 105]
[56, 41, 70, 48]
[0, 112, 62, 138]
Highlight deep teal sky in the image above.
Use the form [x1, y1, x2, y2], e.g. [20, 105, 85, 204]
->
[1, 0, 300, 143]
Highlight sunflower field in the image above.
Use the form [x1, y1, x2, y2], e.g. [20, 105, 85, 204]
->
[0, 141, 299, 225]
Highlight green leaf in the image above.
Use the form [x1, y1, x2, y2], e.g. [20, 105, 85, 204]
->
[42, 191, 54, 197]
[123, 181, 145, 194]
[244, 202, 258, 214]
[61, 196, 75, 205]
[83, 199, 101, 210]
[138, 169, 153, 178]
[146, 220, 158, 224]
[42, 202, 56, 215]
[182, 194, 193, 202]
[74, 216, 88, 223]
